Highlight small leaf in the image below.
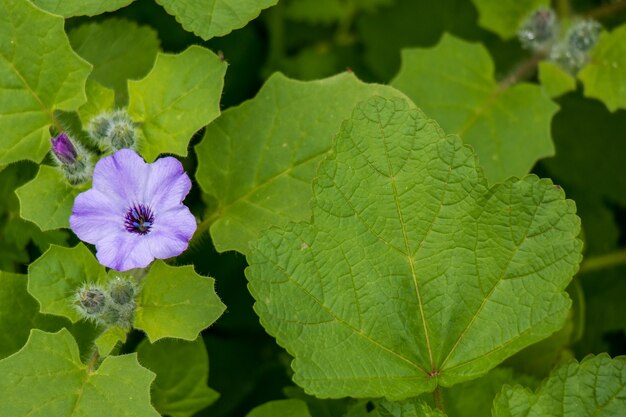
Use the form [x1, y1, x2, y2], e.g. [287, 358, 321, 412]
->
[28, 243, 107, 322]
[245, 399, 312, 417]
[128, 45, 227, 162]
[538, 61, 576, 99]
[391, 34, 558, 184]
[0, 329, 159, 417]
[579, 24, 626, 112]
[156, 0, 278, 40]
[137, 337, 219, 417]
[69, 18, 160, 104]
[471, 0, 549, 39]
[493, 354, 626, 416]
[30, 0, 135, 17]
[0, 0, 91, 164]
[0, 272, 68, 360]
[15, 165, 88, 231]
[195, 72, 409, 254]
[246, 96, 582, 399]
[95, 326, 128, 357]
[134, 261, 225, 341]
[78, 80, 116, 125]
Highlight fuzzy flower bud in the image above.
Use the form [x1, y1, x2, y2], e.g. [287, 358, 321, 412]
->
[50, 132, 93, 185]
[550, 19, 602, 73]
[50, 132, 78, 165]
[518, 8, 558, 53]
[107, 277, 136, 305]
[76, 285, 107, 316]
[86, 110, 138, 151]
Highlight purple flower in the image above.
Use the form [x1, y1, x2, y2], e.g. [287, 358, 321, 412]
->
[70, 149, 197, 271]
[51, 132, 78, 165]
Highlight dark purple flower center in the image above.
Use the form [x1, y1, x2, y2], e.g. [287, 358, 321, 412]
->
[124, 204, 154, 235]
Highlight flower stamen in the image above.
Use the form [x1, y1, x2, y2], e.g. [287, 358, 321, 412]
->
[124, 204, 154, 235]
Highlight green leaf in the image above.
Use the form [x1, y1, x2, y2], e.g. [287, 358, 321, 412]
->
[0, 329, 159, 417]
[137, 337, 219, 417]
[78, 80, 116, 125]
[377, 400, 443, 417]
[493, 355, 626, 416]
[15, 165, 88, 231]
[30, 0, 135, 17]
[391, 34, 558, 184]
[95, 326, 128, 357]
[246, 96, 582, 399]
[471, 0, 548, 39]
[69, 18, 160, 104]
[195, 72, 409, 254]
[28, 243, 107, 322]
[156, 0, 278, 40]
[579, 24, 626, 112]
[285, 0, 393, 24]
[245, 399, 312, 417]
[0, 272, 68, 360]
[128, 45, 227, 162]
[538, 61, 576, 99]
[134, 261, 225, 341]
[0, 0, 91, 164]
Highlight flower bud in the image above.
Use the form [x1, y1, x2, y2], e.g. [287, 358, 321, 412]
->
[549, 19, 602, 73]
[51, 132, 78, 165]
[87, 114, 112, 148]
[50, 132, 93, 185]
[518, 8, 558, 53]
[107, 277, 136, 305]
[76, 285, 107, 316]
[108, 119, 137, 150]
[86, 110, 138, 151]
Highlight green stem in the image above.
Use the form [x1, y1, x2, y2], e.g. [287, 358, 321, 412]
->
[587, 0, 626, 20]
[434, 385, 445, 413]
[86, 350, 100, 372]
[579, 249, 626, 275]
[499, 53, 544, 90]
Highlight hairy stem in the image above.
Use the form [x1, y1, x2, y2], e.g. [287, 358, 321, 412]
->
[587, 0, 626, 20]
[579, 249, 626, 275]
[434, 385, 445, 413]
[86, 350, 100, 372]
[499, 53, 545, 90]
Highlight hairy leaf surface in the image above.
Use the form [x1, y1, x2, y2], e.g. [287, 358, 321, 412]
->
[246, 96, 582, 399]
[392, 35, 558, 184]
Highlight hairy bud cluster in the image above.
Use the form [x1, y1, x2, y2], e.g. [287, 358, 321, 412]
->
[75, 277, 138, 328]
[87, 110, 139, 151]
[517, 8, 602, 73]
[50, 132, 93, 185]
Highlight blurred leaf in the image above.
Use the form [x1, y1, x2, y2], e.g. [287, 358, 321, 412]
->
[128, 45, 226, 162]
[245, 399, 312, 417]
[0, 329, 159, 417]
[69, 18, 160, 104]
[579, 24, 626, 112]
[137, 337, 219, 417]
[471, 0, 549, 39]
[377, 400, 443, 417]
[195, 72, 408, 254]
[78, 81, 116, 126]
[134, 261, 225, 341]
[392, 34, 558, 184]
[0, 0, 91, 164]
[246, 96, 582, 399]
[493, 354, 626, 416]
[156, 0, 278, 40]
[16, 165, 88, 231]
[30, 0, 135, 16]
[28, 243, 107, 322]
[285, 0, 393, 24]
[538, 61, 576, 98]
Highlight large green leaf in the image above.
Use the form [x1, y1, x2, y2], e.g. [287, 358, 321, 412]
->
[579, 24, 626, 112]
[377, 400, 443, 417]
[69, 19, 160, 104]
[30, 0, 135, 17]
[128, 45, 226, 162]
[0, 0, 91, 164]
[156, 0, 278, 40]
[134, 261, 225, 341]
[493, 354, 626, 416]
[391, 34, 558, 184]
[0, 329, 159, 417]
[0, 272, 68, 360]
[15, 165, 88, 231]
[246, 96, 582, 399]
[28, 243, 107, 323]
[245, 399, 312, 417]
[471, 0, 548, 39]
[195, 72, 408, 254]
[137, 337, 219, 417]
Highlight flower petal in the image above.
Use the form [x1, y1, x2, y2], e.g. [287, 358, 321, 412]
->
[92, 148, 149, 205]
[148, 205, 197, 259]
[70, 189, 123, 244]
[95, 233, 154, 271]
[144, 156, 192, 209]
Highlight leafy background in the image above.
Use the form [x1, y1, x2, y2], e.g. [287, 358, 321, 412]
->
[0, 0, 625, 416]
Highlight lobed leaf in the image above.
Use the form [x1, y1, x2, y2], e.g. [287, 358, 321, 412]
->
[493, 354, 626, 416]
[391, 34, 558, 184]
[78, 80, 116, 126]
[246, 96, 582, 399]
[155, 0, 278, 40]
[134, 261, 225, 341]
[128, 45, 226, 162]
[471, 0, 549, 39]
[538, 61, 576, 99]
[137, 337, 219, 417]
[195, 72, 409, 254]
[30, 0, 135, 17]
[0, 0, 91, 164]
[0, 329, 159, 417]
